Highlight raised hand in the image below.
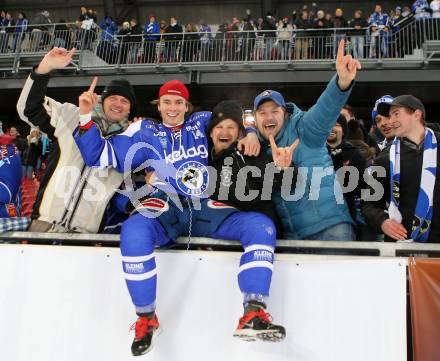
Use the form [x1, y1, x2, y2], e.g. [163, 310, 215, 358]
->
[335, 39, 361, 91]
[36, 47, 76, 74]
[79, 77, 99, 115]
[270, 134, 299, 169]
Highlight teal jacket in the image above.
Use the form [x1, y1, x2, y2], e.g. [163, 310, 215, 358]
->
[260, 75, 355, 239]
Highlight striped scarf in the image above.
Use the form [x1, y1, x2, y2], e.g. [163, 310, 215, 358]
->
[388, 128, 437, 242]
[91, 96, 129, 137]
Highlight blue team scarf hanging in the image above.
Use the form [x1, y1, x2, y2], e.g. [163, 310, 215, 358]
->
[388, 128, 437, 242]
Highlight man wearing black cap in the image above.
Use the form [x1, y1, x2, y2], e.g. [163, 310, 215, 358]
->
[362, 95, 440, 243]
[17, 47, 135, 233]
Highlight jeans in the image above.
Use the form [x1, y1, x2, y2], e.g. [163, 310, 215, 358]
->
[307, 222, 355, 241]
[351, 35, 364, 58]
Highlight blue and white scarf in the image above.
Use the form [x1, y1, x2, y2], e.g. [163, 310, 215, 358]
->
[389, 128, 437, 242]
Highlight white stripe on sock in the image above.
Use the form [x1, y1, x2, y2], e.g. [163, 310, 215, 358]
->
[124, 269, 157, 281]
[239, 261, 274, 274]
[244, 244, 274, 254]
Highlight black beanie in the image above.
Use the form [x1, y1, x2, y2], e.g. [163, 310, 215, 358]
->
[207, 100, 245, 135]
[101, 79, 136, 114]
[336, 114, 349, 138]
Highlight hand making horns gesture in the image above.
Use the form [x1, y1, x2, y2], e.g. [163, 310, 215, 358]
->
[336, 39, 362, 91]
[79, 76, 99, 115]
[269, 134, 300, 170]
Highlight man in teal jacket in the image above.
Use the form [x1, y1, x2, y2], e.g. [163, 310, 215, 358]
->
[253, 40, 361, 240]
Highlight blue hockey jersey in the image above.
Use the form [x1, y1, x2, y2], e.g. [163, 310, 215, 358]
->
[0, 142, 22, 218]
[74, 111, 212, 199]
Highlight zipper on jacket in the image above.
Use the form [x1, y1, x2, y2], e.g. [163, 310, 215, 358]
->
[58, 162, 88, 230]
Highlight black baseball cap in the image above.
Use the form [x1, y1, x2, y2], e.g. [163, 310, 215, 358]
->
[377, 94, 425, 119]
[207, 100, 245, 135]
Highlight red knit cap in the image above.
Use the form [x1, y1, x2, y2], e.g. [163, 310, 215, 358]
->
[159, 80, 189, 101]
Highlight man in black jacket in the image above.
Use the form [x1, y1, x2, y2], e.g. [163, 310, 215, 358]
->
[208, 100, 298, 237]
[362, 95, 440, 243]
[327, 114, 366, 221]
[164, 16, 182, 62]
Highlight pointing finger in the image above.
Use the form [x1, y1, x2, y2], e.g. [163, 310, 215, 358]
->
[89, 76, 98, 93]
[336, 39, 345, 64]
[269, 134, 278, 152]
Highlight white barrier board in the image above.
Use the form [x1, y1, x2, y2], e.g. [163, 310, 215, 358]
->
[0, 245, 406, 361]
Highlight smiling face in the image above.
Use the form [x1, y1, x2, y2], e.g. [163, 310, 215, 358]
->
[327, 123, 343, 144]
[255, 100, 286, 141]
[210, 118, 241, 154]
[103, 95, 131, 123]
[389, 106, 421, 138]
[158, 94, 188, 126]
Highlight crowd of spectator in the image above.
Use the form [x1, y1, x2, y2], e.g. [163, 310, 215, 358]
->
[0, 2, 439, 62]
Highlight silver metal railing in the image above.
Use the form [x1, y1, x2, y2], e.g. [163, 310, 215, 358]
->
[1, 19, 439, 73]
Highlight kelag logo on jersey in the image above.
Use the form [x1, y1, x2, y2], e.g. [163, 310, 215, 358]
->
[176, 161, 209, 196]
[164, 144, 208, 164]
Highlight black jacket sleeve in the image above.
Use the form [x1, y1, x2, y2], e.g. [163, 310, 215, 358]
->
[23, 71, 55, 139]
[361, 150, 390, 232]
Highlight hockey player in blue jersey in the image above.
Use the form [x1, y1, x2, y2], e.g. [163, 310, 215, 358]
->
[75, 79, 292, 355]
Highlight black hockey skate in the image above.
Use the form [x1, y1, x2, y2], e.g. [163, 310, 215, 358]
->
[233, 301, 286, 342]
[130, 314, 160, 356]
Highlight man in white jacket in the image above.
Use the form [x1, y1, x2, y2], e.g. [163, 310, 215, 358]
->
[17, 47, 133, 233]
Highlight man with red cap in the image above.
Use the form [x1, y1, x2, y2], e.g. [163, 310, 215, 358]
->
[75, 79, 288, 355]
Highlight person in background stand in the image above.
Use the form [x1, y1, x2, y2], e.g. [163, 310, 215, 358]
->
[349, 10, 368, 59]
[326, 114, 374, 240]
[98, 15, 117, 63]
[127, 18, 142, 64]
[368, 5, 390, 58]
[340, 104, 380, 160]
[199, 20, 212, 61]
[21, 127, 42, 180]
[370, 95, 395, 151]
[8, 126, 27, 154]
[412, 0, 432, 46]
[12, 12, 27, 52]
[164, 16, 183, 62]
[432, 0, 440, 20]
[143, 15, 160, 63]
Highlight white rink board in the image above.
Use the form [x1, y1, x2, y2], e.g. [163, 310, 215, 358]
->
[0, 245, 407, 361]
